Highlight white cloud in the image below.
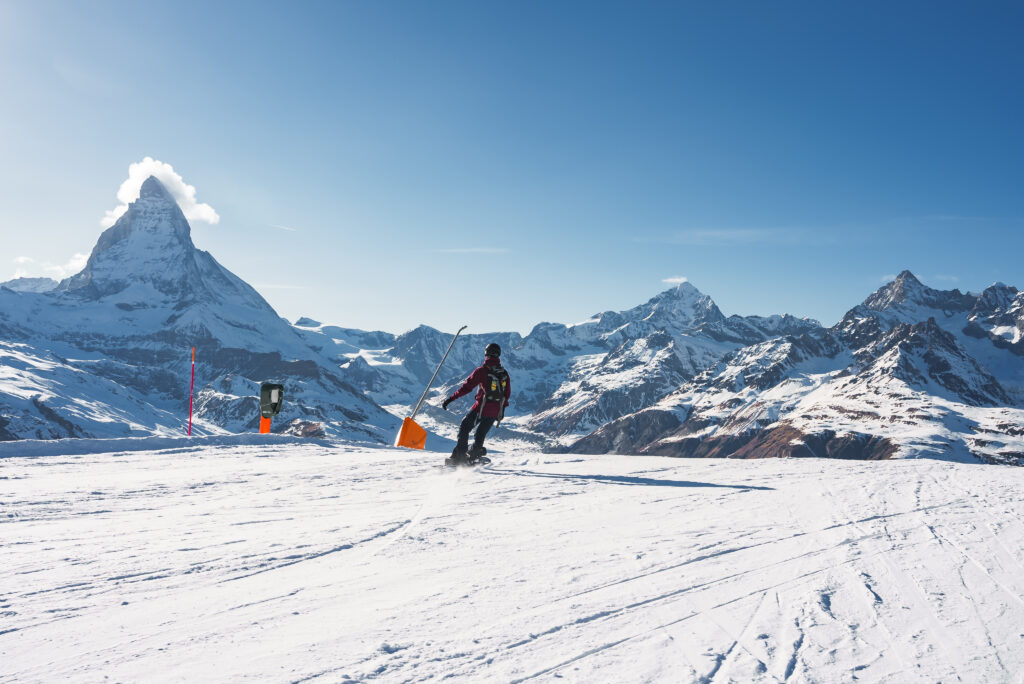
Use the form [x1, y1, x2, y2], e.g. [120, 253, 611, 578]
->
[880, 274, 898, 283]
[433, 247, 508, 254]
[11, 253, 88, 280]
[59, 253, 89, 277]
[663, 229, 798, 246]
[271, 224, 297, 232]
[662, 276, 689, 285]
[101, 157, 220, 228]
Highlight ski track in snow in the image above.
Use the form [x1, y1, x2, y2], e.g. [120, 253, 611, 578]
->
[2, 444, 1024, 682]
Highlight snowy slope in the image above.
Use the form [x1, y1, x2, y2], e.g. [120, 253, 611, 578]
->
[0, 341, 189, 440]
[3, 443, 1024, 681]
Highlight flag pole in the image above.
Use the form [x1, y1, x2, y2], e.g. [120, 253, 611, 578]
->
[188, 346, 195, 436]
[409, 325, 468, 422]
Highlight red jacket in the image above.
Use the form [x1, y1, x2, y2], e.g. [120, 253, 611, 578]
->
[449, 357, 511, 419]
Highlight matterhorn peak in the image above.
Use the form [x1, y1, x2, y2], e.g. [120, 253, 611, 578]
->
[139, 175, 173, 200]
[57, 174, 202, 300]
[103, 174, 193, 245]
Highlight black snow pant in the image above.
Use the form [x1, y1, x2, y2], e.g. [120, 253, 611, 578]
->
[455, 410, 495, 455]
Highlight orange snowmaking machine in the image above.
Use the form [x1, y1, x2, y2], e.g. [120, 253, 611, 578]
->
[395, 325, 467, 449]
[259, 382, 284, 433]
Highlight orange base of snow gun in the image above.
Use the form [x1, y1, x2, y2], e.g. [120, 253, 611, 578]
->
[395, 417, 427, 450]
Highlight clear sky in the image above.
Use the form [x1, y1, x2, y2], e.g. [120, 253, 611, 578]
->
[1, 1, 1022, 334]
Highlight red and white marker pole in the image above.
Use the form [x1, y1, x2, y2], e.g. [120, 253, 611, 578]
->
[188, 346, 195, 436]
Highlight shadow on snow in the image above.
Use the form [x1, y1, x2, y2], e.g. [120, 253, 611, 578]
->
[486, 468, 775, 490]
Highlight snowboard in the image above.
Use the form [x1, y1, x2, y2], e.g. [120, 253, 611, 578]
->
[443, 455, 491, 468]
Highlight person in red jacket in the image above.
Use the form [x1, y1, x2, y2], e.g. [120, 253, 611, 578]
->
[441, 342, 511, 464]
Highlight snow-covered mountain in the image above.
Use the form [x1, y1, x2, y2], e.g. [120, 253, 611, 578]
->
[0, 277, 58, 293]
[3, 180, 1020, 466]
[0, 177, 398, 443]
[295, 281, 820, 444]
[569, 272, 1024, 465]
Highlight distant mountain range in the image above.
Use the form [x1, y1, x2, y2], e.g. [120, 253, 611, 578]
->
[569, 271, 1024, 464]
[2, 178, 1022, 464]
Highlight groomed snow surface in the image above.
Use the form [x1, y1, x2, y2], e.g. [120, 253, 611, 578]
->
[3, 443, 1024, 683]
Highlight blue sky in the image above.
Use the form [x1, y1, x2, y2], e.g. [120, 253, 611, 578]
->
[1, 1, 1021, 334]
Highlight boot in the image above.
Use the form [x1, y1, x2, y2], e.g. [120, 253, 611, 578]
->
[445, 444, 469, 467]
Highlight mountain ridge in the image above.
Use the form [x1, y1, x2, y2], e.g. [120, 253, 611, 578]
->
[565, 275, 1024, 464]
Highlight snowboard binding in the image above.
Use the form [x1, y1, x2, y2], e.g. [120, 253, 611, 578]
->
[445, 445, 490, 467]
[466, 445, 491, 465]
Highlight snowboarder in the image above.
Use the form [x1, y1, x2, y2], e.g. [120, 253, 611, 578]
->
[441, 342, 511, 465]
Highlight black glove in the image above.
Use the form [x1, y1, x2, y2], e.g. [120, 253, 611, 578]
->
[441, 397, 453, 411]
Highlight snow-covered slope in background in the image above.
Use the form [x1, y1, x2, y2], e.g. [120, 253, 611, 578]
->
[0, 177, 398, 443]
[3, 443, 1024, 681]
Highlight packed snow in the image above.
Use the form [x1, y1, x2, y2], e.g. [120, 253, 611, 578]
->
[3, 441, 1024, 682]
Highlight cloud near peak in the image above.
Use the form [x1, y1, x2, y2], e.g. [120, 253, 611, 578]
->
[101, 157, 220, 228]
[12, 253, 88, 280]
[662, 276, 689, 285]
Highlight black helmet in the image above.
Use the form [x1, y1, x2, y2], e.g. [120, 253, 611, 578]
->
[485, 342, 501, 358]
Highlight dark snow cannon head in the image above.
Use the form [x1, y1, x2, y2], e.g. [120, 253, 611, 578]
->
[259, 383, 284, 433]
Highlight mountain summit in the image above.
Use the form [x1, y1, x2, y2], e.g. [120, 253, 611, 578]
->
[862, 270, 975, 315]
[56, 176, 271, 322]
[59, 176, 193, 298]
[627, 281, 725, 330]
[567, 281, 728, 347]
